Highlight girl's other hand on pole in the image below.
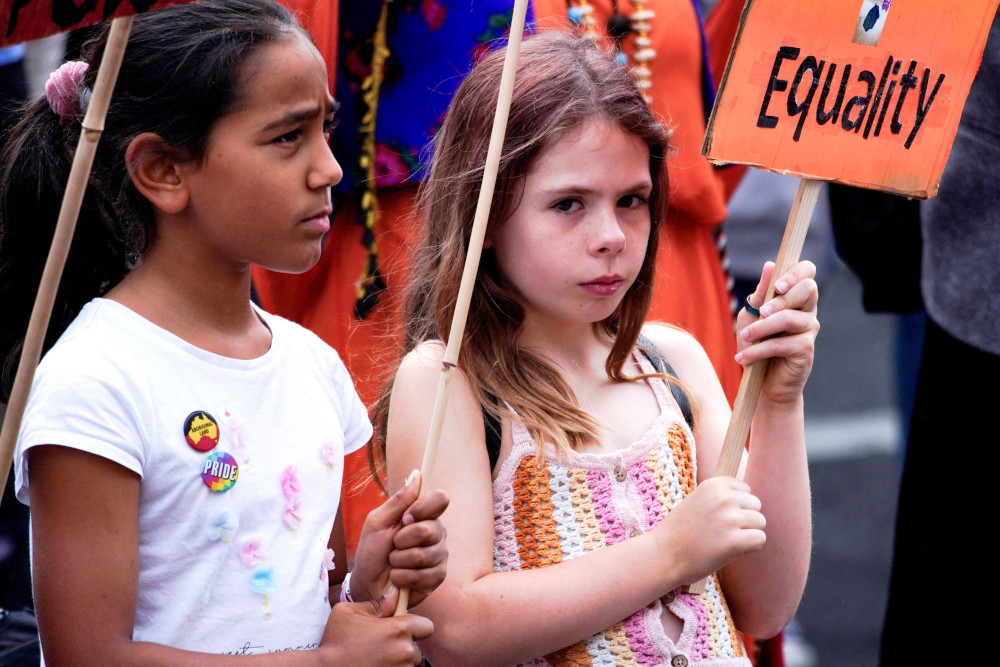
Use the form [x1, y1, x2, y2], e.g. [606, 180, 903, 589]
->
[735, 260, 820, 405]
[319, 589, 433, 665]
[351, 470, 450, 607]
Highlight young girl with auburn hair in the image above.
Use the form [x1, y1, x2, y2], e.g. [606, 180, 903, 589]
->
[1, 0, 447, 663]
[374, 31, 817, 666]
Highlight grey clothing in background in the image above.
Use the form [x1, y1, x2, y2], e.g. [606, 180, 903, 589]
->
[920, 16, 1000, 355]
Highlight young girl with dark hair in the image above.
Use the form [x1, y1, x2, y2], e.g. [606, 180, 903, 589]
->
[374, 31, 817, 666]
[0, 0, 447, 663]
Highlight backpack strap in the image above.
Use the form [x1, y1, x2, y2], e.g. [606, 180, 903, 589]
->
[635, 332, 694, 431]
[483, 395, 502, 472]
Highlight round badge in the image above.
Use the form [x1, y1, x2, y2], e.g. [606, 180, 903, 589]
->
[201, 451, 239, 492]
[184, 411, 220, 452]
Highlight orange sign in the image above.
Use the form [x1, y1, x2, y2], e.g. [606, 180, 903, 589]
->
[1, 0, 192, 47]
[703, 0, 999, 198]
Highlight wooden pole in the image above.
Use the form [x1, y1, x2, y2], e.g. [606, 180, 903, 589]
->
[0, 16, 135, 508]
[686, 176, 821, 595]
[393, 0, 529, 616]
[396, 0, 528, 616]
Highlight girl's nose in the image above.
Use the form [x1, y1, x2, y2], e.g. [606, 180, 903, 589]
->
[308, 141, 343, 190]
[590, 209, 627, 255]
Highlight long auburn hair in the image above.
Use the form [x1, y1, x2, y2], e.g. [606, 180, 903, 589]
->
[370, 30, 673, 478]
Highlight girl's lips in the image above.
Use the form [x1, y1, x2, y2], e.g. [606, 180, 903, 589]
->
[301, 212, 331, 233]
[580, 278, 624, 296]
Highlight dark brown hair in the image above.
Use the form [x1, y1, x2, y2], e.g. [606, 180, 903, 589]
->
[0, 0, 307, 400]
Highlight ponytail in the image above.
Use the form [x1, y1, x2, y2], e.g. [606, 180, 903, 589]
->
[0, 93, 135, 401]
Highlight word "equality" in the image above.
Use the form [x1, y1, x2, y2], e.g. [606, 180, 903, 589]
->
[757, 46, 945, 149]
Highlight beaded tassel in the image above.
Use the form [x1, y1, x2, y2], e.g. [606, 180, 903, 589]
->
[567, 1, 656, 103]
[354, 0, 391, 319]
[568, 0, 600, 40]
[630, 0, 656, 103]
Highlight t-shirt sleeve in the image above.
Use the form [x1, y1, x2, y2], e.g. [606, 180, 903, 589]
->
[14, 347, 147, 505]
[329, 353, 373, 456]
[260, 309, 374, 457]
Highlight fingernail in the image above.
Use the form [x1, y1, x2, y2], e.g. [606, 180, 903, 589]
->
[741, 327, 751, 341]
[775, 280, 788, 294]
[760, 304, 772, 318]
[405, 470, 418, 487]
[734, 351, 744, 363]
[402, 513, 415, 526]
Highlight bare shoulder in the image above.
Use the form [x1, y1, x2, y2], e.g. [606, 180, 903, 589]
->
[397, 340, 448, 377]
[640, 324, 713, 375]
[640, 323, 725, 402]
[391, 341, 480, 420]
[387, 341, 490, 493]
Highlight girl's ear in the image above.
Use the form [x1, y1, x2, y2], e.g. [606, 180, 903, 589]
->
[126, 133, 190, 214]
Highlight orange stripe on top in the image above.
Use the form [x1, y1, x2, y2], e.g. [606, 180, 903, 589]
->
[512, 458, 563, 569]
[545, 639, 594, 666]
[666, 422, 696, 497]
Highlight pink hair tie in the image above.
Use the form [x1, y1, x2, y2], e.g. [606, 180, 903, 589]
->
[45, 61, 89, 122]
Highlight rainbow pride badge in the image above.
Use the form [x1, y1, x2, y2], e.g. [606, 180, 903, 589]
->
[201, 451, 239, 492]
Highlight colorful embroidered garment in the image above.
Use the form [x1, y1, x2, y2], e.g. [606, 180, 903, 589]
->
[333, 0, 532, 194]
[492, 352, 750, 666]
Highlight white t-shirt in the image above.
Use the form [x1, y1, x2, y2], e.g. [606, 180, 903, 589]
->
[15, 299, 372, 656]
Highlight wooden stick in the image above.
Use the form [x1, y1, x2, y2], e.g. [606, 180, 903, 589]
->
[393, 0, 529, 616]
[686, 176, 821, 595]
[0, 16, 135, 509]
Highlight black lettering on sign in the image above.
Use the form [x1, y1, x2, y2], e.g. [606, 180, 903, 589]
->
[5, 0, 36, 38]
[842, 69, 875, 133]
[104, 0, 157, 20]
[787, 56, 824, 141]
[891, 61, 918, 135]
[757, 46, 800, 129]
[51, 0, 101, 29]
[754, 45, 946, 150]
[908, 66, 945, 149]
[816, 63, 849, 125]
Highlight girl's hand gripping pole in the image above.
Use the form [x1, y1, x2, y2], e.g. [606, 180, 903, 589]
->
[686, 177, 820, 595]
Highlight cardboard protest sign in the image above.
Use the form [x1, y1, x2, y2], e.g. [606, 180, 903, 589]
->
[0, 0, 189, 47]
[703, 0, 999, 198]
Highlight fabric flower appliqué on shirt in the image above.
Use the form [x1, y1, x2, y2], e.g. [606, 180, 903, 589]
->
[207, 509, 238, 545]
[251, 564, 275, 620]
[280, 465, 302, 535]
[239, 537, 266, 568]
[223, 409, 252, 470]
[280, 465, 301, 497]
[321, 548, 336, 581]
[321, 547, 336, 602]
[320, 440, 339, 476]
[283, 496, 302, 534]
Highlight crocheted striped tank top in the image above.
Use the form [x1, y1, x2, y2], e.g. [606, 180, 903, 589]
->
[491, 351, 751, 666]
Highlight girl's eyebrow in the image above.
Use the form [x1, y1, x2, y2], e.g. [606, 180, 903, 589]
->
[262, 97, 337, 132]
[263, 106, 321, 131]
[537, 180, 652, 196]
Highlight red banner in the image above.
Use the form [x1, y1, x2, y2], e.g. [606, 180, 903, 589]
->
[1, 0, 194, 47]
